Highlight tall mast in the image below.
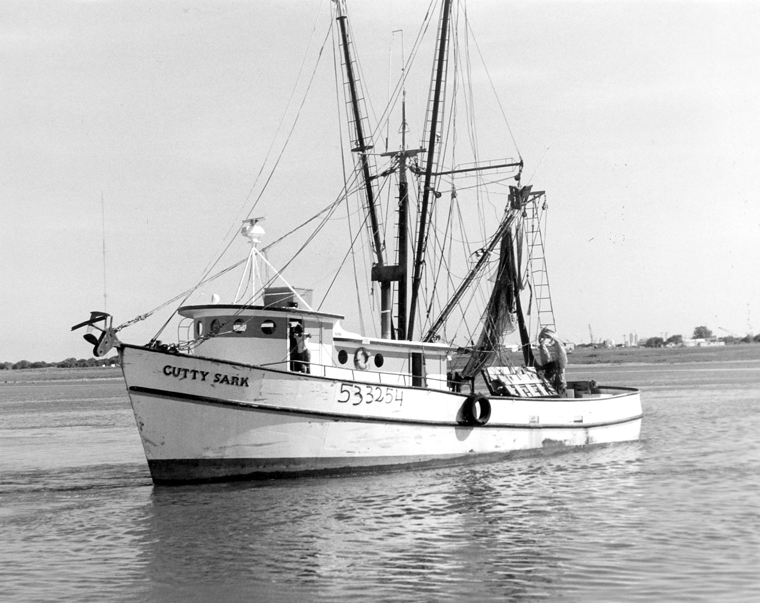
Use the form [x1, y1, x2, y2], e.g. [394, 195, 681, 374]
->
[407, 0, 452, 340]
[379, 95, 425, 340]
[396, 96, 409, 340]
[335, 1, 393, 338]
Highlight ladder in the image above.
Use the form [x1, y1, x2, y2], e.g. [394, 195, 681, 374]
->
[522, 193, 556, 339]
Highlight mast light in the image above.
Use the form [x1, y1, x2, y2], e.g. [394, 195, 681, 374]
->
[241, 217, 265, 243]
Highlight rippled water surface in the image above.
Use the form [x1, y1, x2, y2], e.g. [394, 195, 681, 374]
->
[1, 362, 759, 602]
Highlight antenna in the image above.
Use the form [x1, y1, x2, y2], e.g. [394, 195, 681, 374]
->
[101, 191, 107, 312]
[388, 29, 405, 152]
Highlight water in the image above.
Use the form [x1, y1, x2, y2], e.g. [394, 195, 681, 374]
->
[1, 362, 759, 602]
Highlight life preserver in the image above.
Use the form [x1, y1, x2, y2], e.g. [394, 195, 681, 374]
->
[354, 347, 370, 370]
[461, 394, 491, 426]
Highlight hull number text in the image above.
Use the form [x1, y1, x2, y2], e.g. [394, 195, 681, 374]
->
[336, 383, 403, 406]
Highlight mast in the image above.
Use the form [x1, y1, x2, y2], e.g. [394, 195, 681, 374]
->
[378, 102, 426, 339]
[395, 96, 410, 339]
[407, 0, 452, 340]
[335, 1, 393, 338]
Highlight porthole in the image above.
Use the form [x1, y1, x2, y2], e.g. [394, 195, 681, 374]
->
[233, 319, 247, 333]
[374, 353, 384, 368]
[337, 350, 348, 365]
[210, 319, 221, 335]
[196, 321, 204, 337]
[261, 320, 276, 335]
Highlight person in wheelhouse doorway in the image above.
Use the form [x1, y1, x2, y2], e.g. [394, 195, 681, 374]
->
[289, 323, 311, 373]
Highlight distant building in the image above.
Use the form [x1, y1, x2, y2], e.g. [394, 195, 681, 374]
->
[683, 338, 725, 347]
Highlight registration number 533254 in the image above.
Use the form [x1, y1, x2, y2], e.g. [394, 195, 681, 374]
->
[336, 383, 404, 406]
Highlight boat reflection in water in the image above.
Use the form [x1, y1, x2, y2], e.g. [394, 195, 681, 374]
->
[135, 442, 645, 600]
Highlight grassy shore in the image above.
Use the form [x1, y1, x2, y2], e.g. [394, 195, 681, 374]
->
[463, 344, 760, 369]
[1, 366, 123, 383]
[568, 344, 760, 365]
[2, 345, 759, 384]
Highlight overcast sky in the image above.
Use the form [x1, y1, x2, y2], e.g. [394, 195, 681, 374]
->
[2, 0, 759, 361]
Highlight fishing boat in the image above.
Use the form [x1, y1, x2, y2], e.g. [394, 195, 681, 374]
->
[73, 0, 641, 485]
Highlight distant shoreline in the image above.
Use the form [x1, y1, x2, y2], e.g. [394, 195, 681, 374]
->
[566, 344, 760, 366]
[1, 366, 123, 384]
[3, 344, 759, 384]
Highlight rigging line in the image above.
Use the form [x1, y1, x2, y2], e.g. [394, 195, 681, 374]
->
[450, 252, 494, 348]
[254, 191, 347, 297]
[318, 210, 370, 311]
[445, 175, 517, 192]
[461, 8, 486, 222]
[149, 10, 334, 344]
[145, 163, 342, 341]
[452, 22, 491, 249]
[246, 23, 335, 220]
[466, 16, 521, 159]
[446, 200, 483, 345]
[259, 177, 358, 255]
[371, 1, 434, 140]
[526, 146, 550, 186]
[438, 226, 499, 347]
[246, 0, 331, 212]
[416, 59, 458, 330]
[118, 258, 248, 332]
[386, 29, 406, 153]
[425, 191, 455, 322]
[428, 201, 486, 342]
[445, 27, 459, 287]
[196, 5, 333, 294]
[362, 0, 438, 149]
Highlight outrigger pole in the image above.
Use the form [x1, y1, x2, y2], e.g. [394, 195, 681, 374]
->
[408, 0, 452, 341]
[335, 1, 395, 339]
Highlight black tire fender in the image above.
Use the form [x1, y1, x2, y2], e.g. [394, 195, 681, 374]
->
[461, 394, 491, 426]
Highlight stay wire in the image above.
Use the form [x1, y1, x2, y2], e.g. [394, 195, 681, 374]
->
[147, 7, 333, 343]
[466, 16, 521, 159]
[200, 4, 331, 290]
[318, 210, 371, 311]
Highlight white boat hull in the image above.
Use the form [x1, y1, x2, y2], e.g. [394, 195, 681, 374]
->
[120, 344, 642, 484]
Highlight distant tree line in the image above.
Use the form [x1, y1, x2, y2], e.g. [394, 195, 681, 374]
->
[0, 356, 120, 370]
[641, 326, 760, 348]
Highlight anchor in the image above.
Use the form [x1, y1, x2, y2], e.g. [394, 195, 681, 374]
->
[71, 311, 119, 357]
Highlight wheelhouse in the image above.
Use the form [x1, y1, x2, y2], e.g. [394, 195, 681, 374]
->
[178, 301, 454, 390]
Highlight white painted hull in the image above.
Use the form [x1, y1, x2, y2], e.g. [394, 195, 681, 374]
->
[120, 344, 642, 484]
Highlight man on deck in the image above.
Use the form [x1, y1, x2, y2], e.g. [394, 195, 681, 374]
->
[536, 326, 567, 395]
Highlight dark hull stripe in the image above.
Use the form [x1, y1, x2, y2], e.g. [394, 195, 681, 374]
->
[128, 385, 643, 430]
[147, 443, 633, 485]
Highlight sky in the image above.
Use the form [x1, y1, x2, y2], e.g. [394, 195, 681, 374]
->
[2, 0, 759, 362]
